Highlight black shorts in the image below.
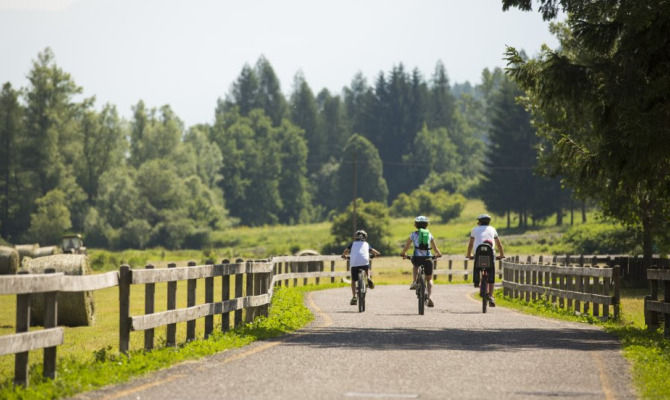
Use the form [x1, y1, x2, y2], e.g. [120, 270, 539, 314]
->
[351, 265, 370, 282]
[411, 257, 433, 276]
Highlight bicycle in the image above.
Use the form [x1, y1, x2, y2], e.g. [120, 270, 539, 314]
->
[343, 254, 376, 313]
[469, 246, 503, 313]
[403, 255, 438, 315]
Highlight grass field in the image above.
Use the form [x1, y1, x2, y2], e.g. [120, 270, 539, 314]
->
[85, 199, 598, 272]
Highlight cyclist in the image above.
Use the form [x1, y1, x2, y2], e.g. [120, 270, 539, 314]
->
[400, 216, 442, 307]
[466, 213, 505, 307]
[342, 230, 381, 305]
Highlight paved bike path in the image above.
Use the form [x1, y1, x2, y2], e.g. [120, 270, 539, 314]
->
[73, 285, 636, 400]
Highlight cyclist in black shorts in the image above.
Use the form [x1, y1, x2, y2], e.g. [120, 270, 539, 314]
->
[400, 216, 442, 307]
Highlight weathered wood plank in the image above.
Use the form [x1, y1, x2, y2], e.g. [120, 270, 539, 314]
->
[501, 262, 613, 278]
[645, 300, 670, 314]
[271, 271, 348, 281]
[60, 271, 119, 292]
[0, 328, 64, 356]
[0, 273, 63, 295]
[647, 269, 670, 281]
[502, 281, 615, 305]
[130, 294, 271, 331]
[271, 255, 342, 263]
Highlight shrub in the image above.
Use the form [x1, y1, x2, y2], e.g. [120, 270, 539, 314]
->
[326, 199, 393, 254]
[559, 223, 641, 254]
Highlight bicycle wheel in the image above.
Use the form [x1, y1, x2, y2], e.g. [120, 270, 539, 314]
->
[358, 270, 366, 313]
[481, 271, 487, 314]
[417, 271, 426, 315]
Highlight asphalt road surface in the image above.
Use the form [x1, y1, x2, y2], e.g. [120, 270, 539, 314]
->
[73, 285, 636, 400]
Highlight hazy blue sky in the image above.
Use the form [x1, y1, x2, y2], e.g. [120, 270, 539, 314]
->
[0, 0, 561, 127]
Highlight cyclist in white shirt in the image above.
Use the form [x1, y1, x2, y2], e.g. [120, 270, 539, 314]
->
[466, 214, 505, 306]
[342, 230, 381, 305]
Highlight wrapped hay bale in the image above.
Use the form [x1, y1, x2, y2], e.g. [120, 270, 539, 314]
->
[33, 246, 61, 258]
[0, 246, 19, 274]
[21, 254, 95, 327]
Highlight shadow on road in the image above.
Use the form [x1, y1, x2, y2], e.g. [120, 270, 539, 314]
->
[283, 326, 619, 352]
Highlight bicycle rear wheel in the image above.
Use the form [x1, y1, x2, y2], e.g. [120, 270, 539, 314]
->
[417, 272, 426, 315]
[481, 271, 488, 313]
[358, 270, 366, 312]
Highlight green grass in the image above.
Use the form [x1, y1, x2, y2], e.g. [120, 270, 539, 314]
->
[0, 284, 346, 400]
[86, 198, 603, 270]
[496, 288, 670, 400]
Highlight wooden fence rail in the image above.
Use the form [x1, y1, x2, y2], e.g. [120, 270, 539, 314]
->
[644, 268, 670, 338]
[502, 256, 620, 320]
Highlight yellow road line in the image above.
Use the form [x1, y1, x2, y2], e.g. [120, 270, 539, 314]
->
[592, 351, 616, 400]
[307, 291, 333, 328]
[100, 374, 186, 400]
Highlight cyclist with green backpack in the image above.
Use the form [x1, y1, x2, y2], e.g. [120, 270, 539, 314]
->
[400, 216, 442, 307]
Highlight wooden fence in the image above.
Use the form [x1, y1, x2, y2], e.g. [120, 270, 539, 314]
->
[502, 256, 620, 320]
[644, 268, 670, 338]
[0, 270, 119, 386]
[0, 255, 346, 387]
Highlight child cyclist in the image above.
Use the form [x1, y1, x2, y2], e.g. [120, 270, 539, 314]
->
[400, 216, 442, 307]
[466, 213, 505, 307]
[342, 230, 381, 305]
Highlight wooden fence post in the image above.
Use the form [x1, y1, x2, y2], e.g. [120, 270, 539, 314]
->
[221, 259, 230, 332]
[613, 265, 620, 320]
[205, 260, 214, 339]
[664, 276, 670, 338]
[119, 265, 131, 355]
[245, 261, 255, 323]
[186, 261, 197, 342]
[331, 260, 335, 284]
[448, 259, 453, 283]
[302, 262, 309, 286]
[464, 259, 469, 282]
[276, 262, 282, 287]
[166, 262, 177, 346]
[144, 264, 155, 351]
[235, 265, 243, 328]
[43, 268, 57, 380]
[14, 271, 30, 386]
[292, 262, 298, 287]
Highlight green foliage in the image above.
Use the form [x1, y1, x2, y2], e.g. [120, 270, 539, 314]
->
[504, 0, 670, 259]
[327, 199, 393, 254]
[559, 223, 641, 255]
[337, 134, 389, 208]
[26, 189, 71, 244]
[389, 189, 465, 223]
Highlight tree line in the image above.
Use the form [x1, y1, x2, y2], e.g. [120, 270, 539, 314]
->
[0, 47, 578, 249]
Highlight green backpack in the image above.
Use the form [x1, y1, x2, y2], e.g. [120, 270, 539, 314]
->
[417, 228, 430, 250]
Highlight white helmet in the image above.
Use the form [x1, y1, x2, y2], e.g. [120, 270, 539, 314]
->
[414, 215, 429, 223]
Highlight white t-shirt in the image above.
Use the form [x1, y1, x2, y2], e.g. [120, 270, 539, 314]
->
[470, 225, 498, 250]
[349, 240, 371, 267]
[410, 231, 434, 257]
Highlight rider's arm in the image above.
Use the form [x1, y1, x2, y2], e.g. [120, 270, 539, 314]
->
[370, 248, 381, 257]
[494, 237, 504, 258]
[430, 238, 442, 257]
[466, 237, 474, 258]
[400, 238, 412, 257]
[342, 247, 350, 257]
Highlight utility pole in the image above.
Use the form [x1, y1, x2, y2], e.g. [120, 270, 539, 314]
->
[352, 149, 357, 233]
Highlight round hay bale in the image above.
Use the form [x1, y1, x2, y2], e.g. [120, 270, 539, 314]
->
[0, 246, 19, 275]
[21, 254, 95, 327]
[32, 246, 61, 258]
[15, 243, 39, 260]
